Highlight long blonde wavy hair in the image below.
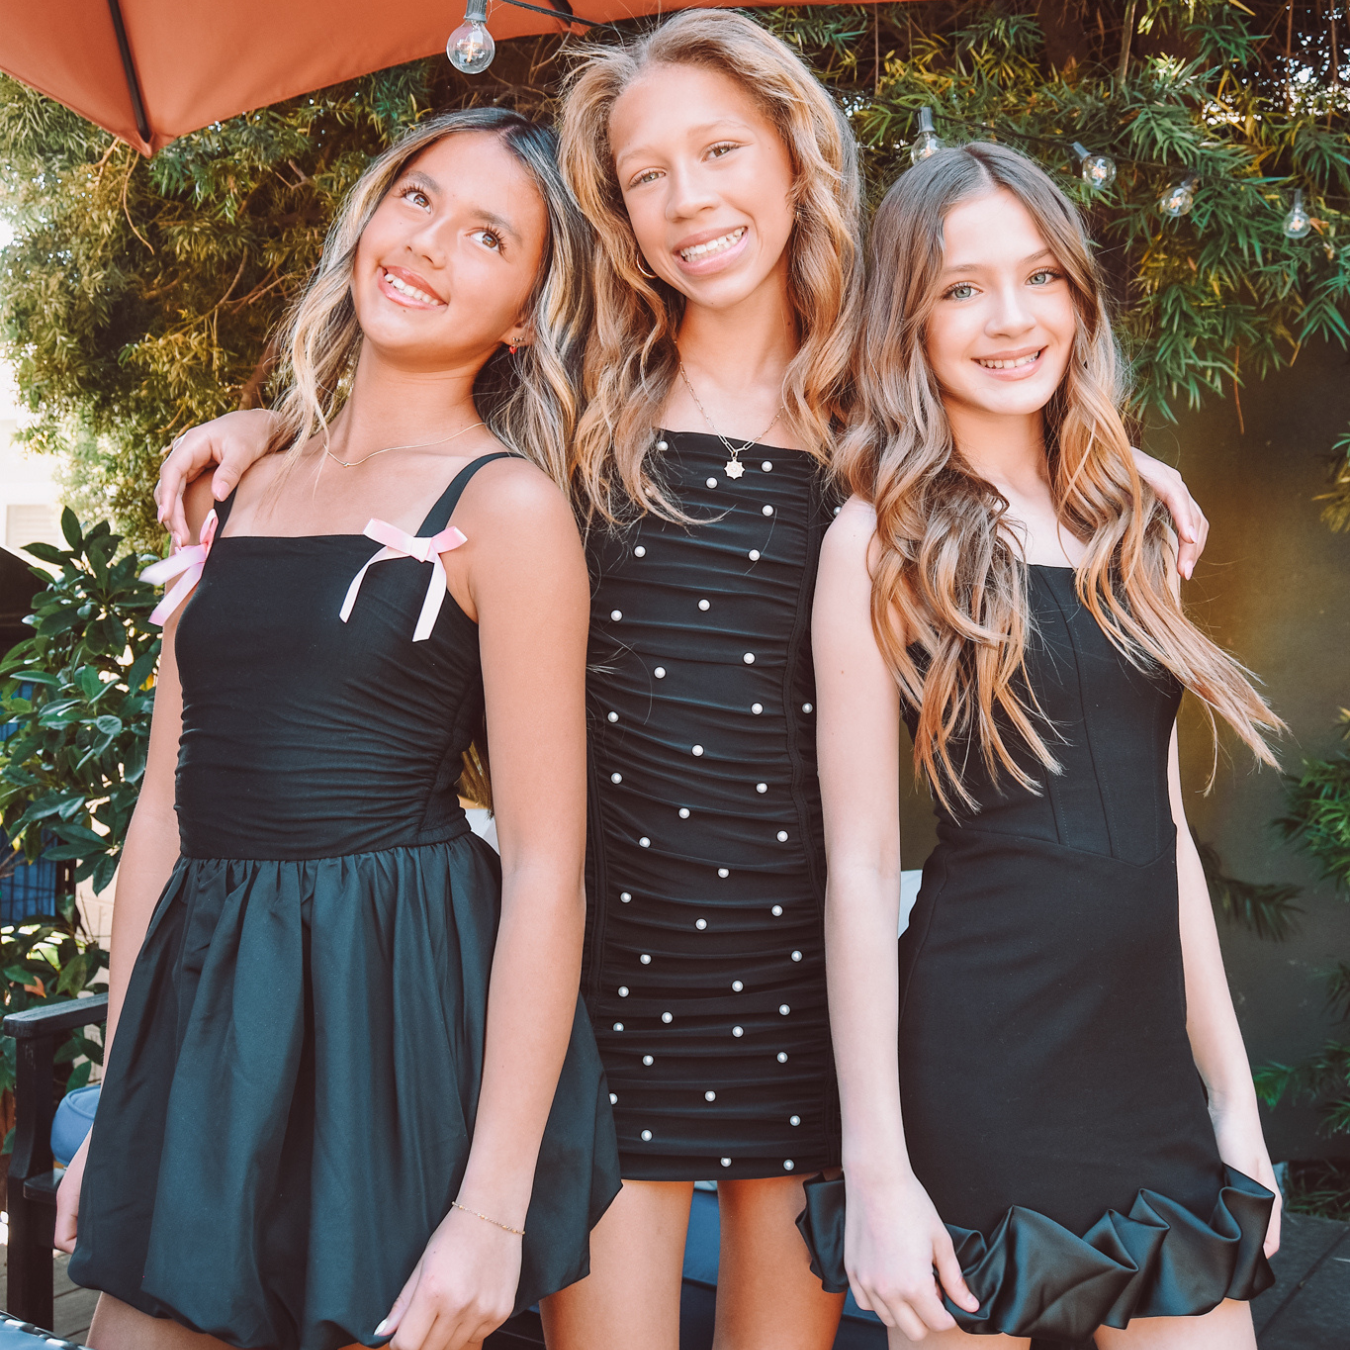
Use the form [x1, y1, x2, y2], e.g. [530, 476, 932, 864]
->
[558, 9, 863, 522]
[837, 143, 1281, 809]
[265, 107, 592, 495]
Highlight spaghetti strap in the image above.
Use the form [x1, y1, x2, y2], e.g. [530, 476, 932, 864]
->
[415, 451, 519, 537]
[213, 488, 239, 530]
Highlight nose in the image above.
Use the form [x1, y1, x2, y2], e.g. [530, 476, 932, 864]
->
[986, 280, 1036, 339]
[404, 212, 450, 272]
[665, 159, 720, 223]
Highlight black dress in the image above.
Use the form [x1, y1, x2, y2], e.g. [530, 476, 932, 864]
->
[70, 454, 621, 1350]
[798, 565, 1274, 1341]
[583, 431, 839, 1181]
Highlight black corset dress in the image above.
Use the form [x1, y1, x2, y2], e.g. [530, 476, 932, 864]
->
[70, 455, 621, 1350]
[583, 431, 840, 1181]
[798, 566, 1274, 1341]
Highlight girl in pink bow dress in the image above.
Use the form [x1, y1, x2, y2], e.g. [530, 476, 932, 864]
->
[57, 108, 619, 1350]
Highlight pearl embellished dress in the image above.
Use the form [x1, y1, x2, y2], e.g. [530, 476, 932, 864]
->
[583, 431, 839, 1180]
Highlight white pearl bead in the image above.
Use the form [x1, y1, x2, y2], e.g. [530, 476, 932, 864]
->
[803, 702, 813, 713]
[640, 953, 651, 964]
[656, 440, 669, 451]
[610, 1092, 619, 1104]
[771, 904, 783, 917]
[610, 609, 622, 621]
[732, 1025, 744, 1037]
[751, 702, 763, 714]
[698, 598, 710, 611]
[743, 653, 755, 664]
[634, 545, 646, 557]
[721, 1157, 732, 1168]
[762, 461, 773, 472]
[732, 980, 744, 992]
[662, 1012, 673, 1023]
[695, 918, 707, 930]
[620, 891, 632, 903]
[784, 1160, 795, 1171]
[692, 744, 704, 756]
[748, 549, 760, 561]
[791, 950, 803, 962]
[777, 830, 789, 842]
[607, 711, 619, 723]
[790, 1115, 801, 1126]
[611, 772, 623, 784]
[706, 477, 717, 489]
[718, 867, 729, 878]
[756, 782, 768, 794]
[654, 666, 667, 678]
[833, 505, 842, 515]
[618, 986, 629, 997]
[777, 1052, 789, 1063]
[779, 1004, 791, 1015]
[643, 1054, 654, 1066]
[613, 1022, 624, 1031]
[641, 1129, 653, 1141]
[762, 504, 773, 516]
[639, 836, 651, 848]
[678, 807, 690, 819]
[705, 1090, 716, 1102]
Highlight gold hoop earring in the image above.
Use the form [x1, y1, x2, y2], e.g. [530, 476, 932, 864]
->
[636, 255, 657, 280]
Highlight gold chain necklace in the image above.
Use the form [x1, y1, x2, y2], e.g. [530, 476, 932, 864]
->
[677, 364, 782, 481]
[323, 421, 486, 470]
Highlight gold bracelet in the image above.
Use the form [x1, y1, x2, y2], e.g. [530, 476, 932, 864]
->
[452, 1200, 525, 1237]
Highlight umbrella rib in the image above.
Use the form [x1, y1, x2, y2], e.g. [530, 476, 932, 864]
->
[500, 0, 619, 29]
[105, 0, 151, 145]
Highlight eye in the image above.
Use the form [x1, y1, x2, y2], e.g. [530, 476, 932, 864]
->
[943, 282, 977, 301]
[473, 228, 504, 251]
[707, 141, 739, 160]
[628, 168, 662, 189]
[397, 185, 432, 210]
[1028, 268, 1063, 287]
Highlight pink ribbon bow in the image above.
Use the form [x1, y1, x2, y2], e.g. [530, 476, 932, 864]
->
[340, 518, 468, 642]
[142, 510, 218, 626]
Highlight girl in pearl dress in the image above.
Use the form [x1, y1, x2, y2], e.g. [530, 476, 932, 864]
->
[156, 13, 1211, 1348]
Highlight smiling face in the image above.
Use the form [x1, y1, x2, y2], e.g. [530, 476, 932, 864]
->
[608, 62, 796, 313]
[351, 130, 547, 372]
[923, 187, 1078, 427]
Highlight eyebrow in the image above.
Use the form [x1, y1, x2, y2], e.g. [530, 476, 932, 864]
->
[614, 117, 757, 171]
[396, 170, 521, 244]
[939, 246, 1057, 276]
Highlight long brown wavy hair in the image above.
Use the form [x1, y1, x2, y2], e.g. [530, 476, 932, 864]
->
[837, 143, 1281, 809]
[558, 9, 863, 523]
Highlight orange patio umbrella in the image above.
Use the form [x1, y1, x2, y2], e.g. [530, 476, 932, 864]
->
[0, 0, 882, 156]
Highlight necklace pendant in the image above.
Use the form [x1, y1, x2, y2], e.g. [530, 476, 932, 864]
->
[724, 459, 746, 480]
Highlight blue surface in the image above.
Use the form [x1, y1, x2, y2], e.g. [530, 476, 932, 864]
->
[0, 1316, 80, 1346]
[51, 1084, 99, 1167]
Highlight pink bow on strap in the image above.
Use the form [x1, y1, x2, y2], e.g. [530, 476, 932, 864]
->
[142, 510, 218, 626]
[340, 518, 468, 642]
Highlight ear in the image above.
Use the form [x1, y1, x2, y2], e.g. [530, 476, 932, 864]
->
[501, 320, 535, 351]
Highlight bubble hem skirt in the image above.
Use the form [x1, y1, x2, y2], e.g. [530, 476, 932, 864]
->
[69, 837, 621, 1350]
[797, 1167, 1274, 1342]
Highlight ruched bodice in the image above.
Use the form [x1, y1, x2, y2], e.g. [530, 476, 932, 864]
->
[799, 564, 1273, 1341]
[582, 431, 837, 1180]
[175, 524, 482, 860]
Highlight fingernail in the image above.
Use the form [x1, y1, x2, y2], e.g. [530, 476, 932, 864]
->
[374, 1319, 392, 1338]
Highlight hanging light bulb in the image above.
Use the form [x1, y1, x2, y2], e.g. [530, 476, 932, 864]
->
[1283, 188, 1312, 239]
[447, 0, 496, 75]
[910, 108, 944, 166]
[1158, 173, 1198, 219]
[1072, 141, 1117, 191]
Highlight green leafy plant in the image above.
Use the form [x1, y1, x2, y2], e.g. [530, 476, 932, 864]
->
[1195, 831, 1303, 941]
[0, 508, 160, 894]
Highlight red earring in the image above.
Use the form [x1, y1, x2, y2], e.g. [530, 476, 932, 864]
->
[508, 343, 518, 354]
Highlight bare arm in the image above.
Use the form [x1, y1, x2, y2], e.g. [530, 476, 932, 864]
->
[814, 498, 977, 1340]
[1130, 448, 1209, 579]
[385, 461, 591, 1350]
[155, 409, 277, 546]
[1168, 729, 1282, 1256]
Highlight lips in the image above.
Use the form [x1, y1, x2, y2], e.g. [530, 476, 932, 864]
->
[379, 265, 446, 307]
[976, 349, 1042, 370]
[677, 227, 746, 263]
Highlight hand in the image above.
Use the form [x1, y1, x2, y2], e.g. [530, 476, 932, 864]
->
[1129, 448, 1209, 580]
[376, 1206, 522, 1350]
[54, 1132, 91, 1254]
[1212, 1111, 1282, 1259]
[154, 409, 277, 548]
[843, 1169, 979, 1341]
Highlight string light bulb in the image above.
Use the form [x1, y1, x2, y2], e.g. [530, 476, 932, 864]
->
[447, 0, 496, 74]
[1072, 141, 1117, 191]
[1283, 188, 1312, 239]
[1159, 173, 1198, 219]
[910, 108, 944, 165]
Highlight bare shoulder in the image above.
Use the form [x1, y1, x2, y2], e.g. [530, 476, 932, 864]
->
[820, 495, 879, 571]
[457, 455, 581, 555]
[183, 474, 219, 543]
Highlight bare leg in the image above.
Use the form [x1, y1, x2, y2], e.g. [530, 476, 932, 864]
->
[887, 1327, 1028, 1349]
[713, 1176, 845, 1350]
[1095, 1299, 1257, 1350]
[86, 1295, 243, 1350]
[541, 1179, 693, 1350]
